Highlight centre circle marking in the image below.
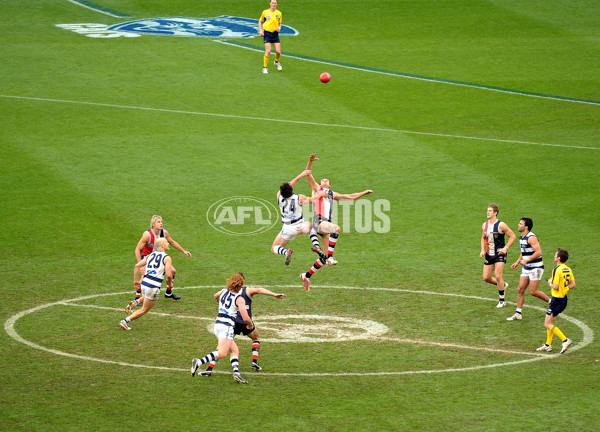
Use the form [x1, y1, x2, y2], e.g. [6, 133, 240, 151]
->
[205, 314, 389, 343]
[4, 285, 594, 376]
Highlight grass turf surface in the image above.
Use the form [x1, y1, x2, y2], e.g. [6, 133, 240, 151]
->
[1, 1, 599, 431]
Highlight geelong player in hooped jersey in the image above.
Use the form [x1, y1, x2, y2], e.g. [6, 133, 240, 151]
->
[134, 215, 192, 300]
[271, 169, 326, 266]
[191, 273, 254, 383]
[507, 218, 551, 321]
[300, 153, 373, 291]
[200, 273, 287, 376]
[479, 204, 517, 308]
[119, 238, 173, 330]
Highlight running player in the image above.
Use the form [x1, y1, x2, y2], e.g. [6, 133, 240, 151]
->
[191, 273, 254, 383]
[119, 238, 173, 330]
[536, 248, 575, 354]
[200, 273, 287, 376]
[300, 153, 373, 291]
[507, 218, 550, 320]
[271, 170, 326, 266]
[480, 204, 516, 308]
[134, 215, 191, 300]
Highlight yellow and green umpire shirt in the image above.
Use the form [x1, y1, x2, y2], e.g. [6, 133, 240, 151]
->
[260, 8, 282, 32]
[550, 263, 574, 298]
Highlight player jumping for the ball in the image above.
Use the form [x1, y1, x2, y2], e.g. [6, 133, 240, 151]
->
[271, 169, 327, 266]
[300, 153, 373, 291]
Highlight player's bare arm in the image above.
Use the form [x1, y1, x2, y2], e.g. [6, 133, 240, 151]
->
[305, 153, 319, 192]
[519, 236, 541, 266]
[299, 189, 326, 205]
[480, 230, 487, 259]
[135, 231, 151, 261]
[334, 190, 373, 201]
[248, 287, 287, 299]
[164, 230, 192, 258]
[236, 297, 254, 329]
[498, 222, 516, 255]
[289, 170, 311, 188]
[164, 256, 174, 287]
[511, 253, 524, 269]
[133, 257, 148, 287]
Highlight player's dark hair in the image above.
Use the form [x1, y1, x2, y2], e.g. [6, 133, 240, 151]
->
[280, 182, 293, 198]
[488, 203, 499, 214]
[556, 248, 569, 263]
[521, 218, 533, 231]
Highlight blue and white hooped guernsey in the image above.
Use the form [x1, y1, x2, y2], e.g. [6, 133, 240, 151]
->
[520, 232, 543, 270]
[141, 251, 168, 289]
[215, 288, 242, 327]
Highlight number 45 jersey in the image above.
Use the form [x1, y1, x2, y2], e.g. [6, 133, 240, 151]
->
[216, 288, 242, 327]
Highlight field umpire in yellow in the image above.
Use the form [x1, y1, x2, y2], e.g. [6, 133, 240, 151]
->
[259, 0, 283, 74]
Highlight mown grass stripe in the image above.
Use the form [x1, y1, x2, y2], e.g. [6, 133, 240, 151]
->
[1, 94, 597, 150]
[216, 40, 600, 106]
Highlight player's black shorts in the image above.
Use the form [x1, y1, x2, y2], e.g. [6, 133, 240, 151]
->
[484, 254, 506, 265]
[547, 296, 568, 316]
[234, 322, 255, 336]
[263, 30, 280, 44]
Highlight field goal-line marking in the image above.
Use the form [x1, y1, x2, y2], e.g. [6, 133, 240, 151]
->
[4, 285, 593, 377]
[0, 94, 597, 151]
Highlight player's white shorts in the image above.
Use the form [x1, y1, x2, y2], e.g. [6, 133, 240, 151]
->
[278, 221, 307, 241]
[520, 267, 544, 281]
[142, 287, 161, 301]
[214, 323, 235, 340]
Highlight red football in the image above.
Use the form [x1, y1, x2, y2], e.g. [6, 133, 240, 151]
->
[319, 72, 331, 83]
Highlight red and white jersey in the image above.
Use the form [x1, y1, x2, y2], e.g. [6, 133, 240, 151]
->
[483, 220, 505, 257]
[141, 229, 165, 258]
[313, 187, 335, 222]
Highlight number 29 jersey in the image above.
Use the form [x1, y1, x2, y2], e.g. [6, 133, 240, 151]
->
[141, 251, 168, 290]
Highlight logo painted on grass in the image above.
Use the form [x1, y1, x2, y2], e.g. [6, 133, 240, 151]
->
[205, 315, 389, 343]
[206, 196, 279, 236]
[56, 16, 299, 39]
[303, 199, 391, 234]
[335, 199, 391, 233]
[206, 197, 391, 236]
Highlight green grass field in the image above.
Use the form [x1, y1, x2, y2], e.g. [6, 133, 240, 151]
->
[1, 1, 599, 431]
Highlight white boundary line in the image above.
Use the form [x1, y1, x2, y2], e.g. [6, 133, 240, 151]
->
[0, 94, 597, 151]
[4, 285, 593, 377]
[66, 0, 125, 18]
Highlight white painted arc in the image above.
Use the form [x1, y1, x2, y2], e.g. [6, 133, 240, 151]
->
[4, 286, 593, 377]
